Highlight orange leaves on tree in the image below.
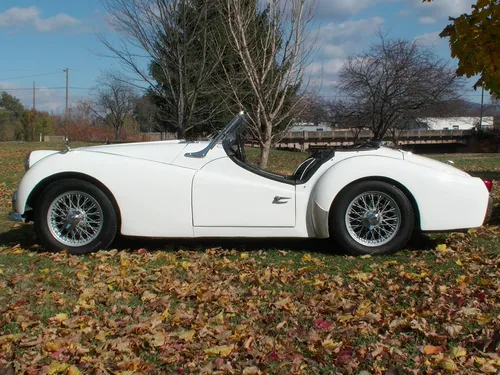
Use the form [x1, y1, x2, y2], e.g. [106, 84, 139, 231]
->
[423, 0, 500, 94]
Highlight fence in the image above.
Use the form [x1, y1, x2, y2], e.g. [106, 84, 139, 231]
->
[44, 136, 66, 143]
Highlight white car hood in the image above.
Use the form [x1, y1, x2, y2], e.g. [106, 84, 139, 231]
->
[78, 140, 209, 164]
[28, 150, 61, 168]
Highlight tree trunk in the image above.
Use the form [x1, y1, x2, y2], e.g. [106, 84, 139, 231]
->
[260, 140, 271, 169]
[391, 133, 399, 147]
[259, 117, 273, 169]
[115, 125, 122, 141]
[177, 126, 186, 139]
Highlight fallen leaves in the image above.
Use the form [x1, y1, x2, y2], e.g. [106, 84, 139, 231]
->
[438, 357, 459, 372]
[0, 231, 499, 374]
[204, 344, 235, 357]
[450, 346, 467, 358]
[423, 345, 445, 355]
[49, 313, 68, 324]
[176, 330, 195, 342]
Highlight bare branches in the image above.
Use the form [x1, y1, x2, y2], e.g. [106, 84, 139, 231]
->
[336, 33, 464, 141]
[219, 0, 318, 167]
[99, 0, 224, 137]
[88, 75, 138, 140]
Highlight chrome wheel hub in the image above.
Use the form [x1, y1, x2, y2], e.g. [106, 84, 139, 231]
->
[345, 191, 401, 247]
[47, 191, 103, 247]
[363, 212, 381, 229]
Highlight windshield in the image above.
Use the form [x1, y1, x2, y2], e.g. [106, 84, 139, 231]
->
[221, 113, 249, 143]
[184, 111, 247, 158]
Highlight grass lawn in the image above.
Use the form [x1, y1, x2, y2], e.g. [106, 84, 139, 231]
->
[0, 142, 499, 374]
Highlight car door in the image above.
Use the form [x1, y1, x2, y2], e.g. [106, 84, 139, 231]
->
[192, 157, 296, 227]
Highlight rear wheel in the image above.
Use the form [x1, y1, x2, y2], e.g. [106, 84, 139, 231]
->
[330, 181, 415, 255]
[34, 179, 118, 254]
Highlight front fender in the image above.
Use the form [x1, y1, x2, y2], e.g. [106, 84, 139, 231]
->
[310, 155, 489, 238]
[15, 150, 196, 237]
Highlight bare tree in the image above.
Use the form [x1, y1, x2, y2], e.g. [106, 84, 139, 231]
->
[218, 0, 318, 168]
[327, 99, 369, 141]
[134, 95, 159, 132]
[100, 0, 223, 138]
[335, 33, 464, 142]
[295, 93, 330, 126]
[89, 76, 138, 140]
[71, 100, 97, 126]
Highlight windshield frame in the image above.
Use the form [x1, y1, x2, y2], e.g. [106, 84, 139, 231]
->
[184, 111, 247, 158]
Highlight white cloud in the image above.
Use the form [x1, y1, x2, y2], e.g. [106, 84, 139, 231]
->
[323, 59, 345, 74]
[0, 83, 85, 112]
[414, 31, 445, 47]
[0, 6, 81, 32]
[315, 0, 372, 19]
[307, 58, 345, 75]
[35, 13, 80, 32]
[314, 0, 396, 20]
[322, 44, 347, 57]
[419, 16, 437, 24]
[316, 17, 385, 47]
[307, 17, 386, 94]
[0, 6, 38, 26]
[409, 0, 473, 19]
[399, 9, 410, 16]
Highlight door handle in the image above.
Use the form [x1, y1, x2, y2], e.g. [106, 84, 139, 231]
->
[273, 196, 291, 204]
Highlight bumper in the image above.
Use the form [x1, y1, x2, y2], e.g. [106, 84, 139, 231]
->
[484, 195, 494, 224]
[8, 190, 23, 222]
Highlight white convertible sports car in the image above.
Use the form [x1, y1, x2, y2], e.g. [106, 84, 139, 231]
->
[11, 112, 493, 255]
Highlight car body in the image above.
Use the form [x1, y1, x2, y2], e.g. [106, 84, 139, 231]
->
[11, 112, 494, 255]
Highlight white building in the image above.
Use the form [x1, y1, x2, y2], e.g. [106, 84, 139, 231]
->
[417, 117, 494, 130]
[289, 122, 333, 132]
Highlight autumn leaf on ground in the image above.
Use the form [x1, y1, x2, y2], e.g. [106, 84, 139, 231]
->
[423, 345, 445, 355]
[177, 330, 195, 342]
[204, 344, 235, 357]
[450, 347, 467, 358]
[438, 357, 458, 372]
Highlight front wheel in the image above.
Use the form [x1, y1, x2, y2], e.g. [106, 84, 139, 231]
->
[330, 181, 415, 255]
[34, 179, 118, 255]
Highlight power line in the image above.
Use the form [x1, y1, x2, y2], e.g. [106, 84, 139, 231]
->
[0, 69, 41, 72]
[0, 71, 64, 81]
[0, 87, 91, 91]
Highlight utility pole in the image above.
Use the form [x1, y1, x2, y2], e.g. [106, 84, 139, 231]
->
[63, 68, 69, 121]
[32, 81, 36, 142]
[479, 84, 485, 131]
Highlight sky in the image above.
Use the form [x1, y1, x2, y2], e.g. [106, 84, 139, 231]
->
[0, 0, 490, 112]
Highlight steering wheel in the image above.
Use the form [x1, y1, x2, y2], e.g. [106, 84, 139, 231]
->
[235, 133, 247, 163]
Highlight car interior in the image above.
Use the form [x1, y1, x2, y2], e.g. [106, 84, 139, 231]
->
[222, 131, 336, 185]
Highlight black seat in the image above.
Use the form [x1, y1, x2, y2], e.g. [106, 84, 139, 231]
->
[294, 149, 335, 183]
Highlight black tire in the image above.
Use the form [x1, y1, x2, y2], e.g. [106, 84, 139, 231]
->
[329, 180, 415, 255]
[34, 179, 118, 255]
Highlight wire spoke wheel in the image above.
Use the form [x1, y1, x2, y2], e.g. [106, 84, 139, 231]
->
[47, 191, 104, 247]
[345, 191, 402, 247]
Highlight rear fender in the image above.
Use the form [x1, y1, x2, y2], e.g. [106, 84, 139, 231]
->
[310, 155, 489, 238]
